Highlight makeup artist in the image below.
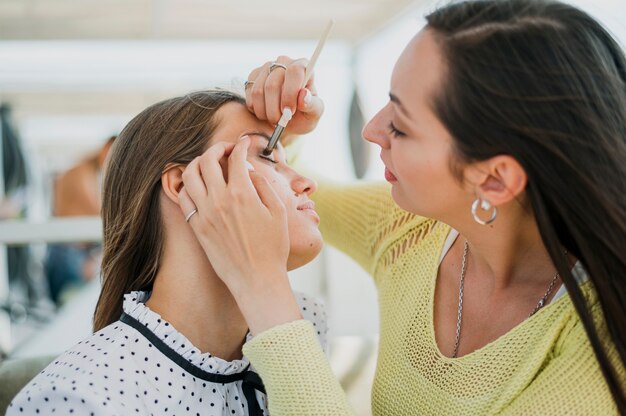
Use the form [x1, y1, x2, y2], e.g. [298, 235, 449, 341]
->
[179, 0, 626, 414]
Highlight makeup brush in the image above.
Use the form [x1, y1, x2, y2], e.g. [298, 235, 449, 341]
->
[262, 19, 334, 156]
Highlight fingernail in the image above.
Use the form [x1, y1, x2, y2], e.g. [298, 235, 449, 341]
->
[240, 135, 250, 141]
[303, 89, 312, 106]
[245, 160, 255, 171]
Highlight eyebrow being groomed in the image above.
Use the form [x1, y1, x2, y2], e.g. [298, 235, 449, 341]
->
[243, 132, 272, 142]
[243, 132, 286, 158]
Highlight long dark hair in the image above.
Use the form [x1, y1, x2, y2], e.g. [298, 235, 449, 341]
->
[93, 90, 245, 331]
[426, 0, 626, 409]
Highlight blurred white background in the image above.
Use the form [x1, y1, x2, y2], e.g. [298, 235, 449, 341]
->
[1, 0, 625, 414]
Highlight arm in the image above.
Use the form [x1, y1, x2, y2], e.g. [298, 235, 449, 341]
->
[244, 320, 355, 415]
[312, 178, 422, 275]
[287, 142, 425, 276]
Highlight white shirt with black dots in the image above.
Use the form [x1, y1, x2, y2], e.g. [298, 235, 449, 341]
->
[7, 291, 328, 416]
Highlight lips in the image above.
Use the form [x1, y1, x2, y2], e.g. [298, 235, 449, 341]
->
[384, 167, 398, 182]
[297, 201, 316, 211]
[297, 200, 320, 223]
[380, 154, 398, 183]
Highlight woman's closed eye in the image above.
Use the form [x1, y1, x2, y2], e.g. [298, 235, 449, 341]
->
[259, 154, 278, 164]
[388, 121, 406, 138]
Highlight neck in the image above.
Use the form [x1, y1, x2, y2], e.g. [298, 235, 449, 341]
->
[448, 206, 562, 292]
[145, 232, 248, 361]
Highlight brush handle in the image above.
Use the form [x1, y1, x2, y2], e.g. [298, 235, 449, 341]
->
[303, 20, 334, 87]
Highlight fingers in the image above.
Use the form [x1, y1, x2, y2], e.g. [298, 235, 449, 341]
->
[246, 56, 308, 125]
[178, 186, 198, 223]
[183, 141, 234, 206]
[265, 65, 287, 124]
[181, 157, 208, 212]
[249, 172, 286, 217]
[227, 137, 257, 192]
[281, 59, 307, 116]
[226, 137, 285, 219]
[245, 65, 263, 111]
[296, 87, 324, 122]
[249, 61, 272, 121]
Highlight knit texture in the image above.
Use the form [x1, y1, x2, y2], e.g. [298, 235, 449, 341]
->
[243, 320, 353, 415]
[243, 177, 623, 415]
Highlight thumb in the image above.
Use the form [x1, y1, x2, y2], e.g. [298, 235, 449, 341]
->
[296, 88, 324, 120]
[249, 172, 286, 218]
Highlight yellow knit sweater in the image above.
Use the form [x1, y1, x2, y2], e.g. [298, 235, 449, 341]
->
[242, 180, 623, 415]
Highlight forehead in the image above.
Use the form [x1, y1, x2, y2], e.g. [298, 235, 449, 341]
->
[213, 101, 275, 141]
[391, 29, 445, 115]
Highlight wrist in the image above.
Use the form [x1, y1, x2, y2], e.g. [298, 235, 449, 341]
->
[234, 273, 302, 335]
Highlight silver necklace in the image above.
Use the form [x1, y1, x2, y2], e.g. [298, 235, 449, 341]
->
[451, 240, 561, 358]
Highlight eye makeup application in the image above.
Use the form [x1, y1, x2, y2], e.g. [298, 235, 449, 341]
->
[242, 133, 280, 164]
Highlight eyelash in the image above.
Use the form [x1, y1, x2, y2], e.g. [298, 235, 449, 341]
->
[258, 154, 278, 164]
[388, 121, 406, 138]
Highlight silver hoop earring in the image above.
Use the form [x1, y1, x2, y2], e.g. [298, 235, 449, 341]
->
[471, 198, 497, 225]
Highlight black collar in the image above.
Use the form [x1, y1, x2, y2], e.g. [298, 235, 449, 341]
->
[119, 312, 265, 416]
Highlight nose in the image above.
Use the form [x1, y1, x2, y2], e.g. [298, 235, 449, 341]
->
[362, 104, 391, 149]
[291, 173, 317, 196]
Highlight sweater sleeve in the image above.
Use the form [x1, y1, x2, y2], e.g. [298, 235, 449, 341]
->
[243, 320, 355, 415]
[287, 139, 425, 276]
[500, 307, 625, 415]
[311, 178, 428, 281]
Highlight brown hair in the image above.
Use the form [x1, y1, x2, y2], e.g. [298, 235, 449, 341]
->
[93, 90, 245, 331]
[426, 0, 625, 409]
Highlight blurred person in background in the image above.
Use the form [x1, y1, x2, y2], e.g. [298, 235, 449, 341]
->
[45, 135, 115, 305]
[0, 103, 50, 322]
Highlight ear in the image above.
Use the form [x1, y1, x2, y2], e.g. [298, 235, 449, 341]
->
[464, 155, 527, 206]
[161, 164, 185, 205]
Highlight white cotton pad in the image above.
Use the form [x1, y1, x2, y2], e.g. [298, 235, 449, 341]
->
[245, 160, 255, 171]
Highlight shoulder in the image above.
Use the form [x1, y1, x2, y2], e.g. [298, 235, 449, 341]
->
[7, 380, 109, 415]
[373, 218, 447, 275]
[8, 322, 137, 415]
[293, 292, 328, 353]
[550, 286, 625, 408]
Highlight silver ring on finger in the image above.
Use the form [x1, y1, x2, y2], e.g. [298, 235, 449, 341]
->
[185, 208, 198, 223]
[244, 80, 255, 90]
[269, 62, 287, 74]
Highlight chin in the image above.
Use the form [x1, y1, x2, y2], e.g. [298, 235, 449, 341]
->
[391, 186, 414, 212]
[391, 186, 430, 217]
[286, 234, 324, 271]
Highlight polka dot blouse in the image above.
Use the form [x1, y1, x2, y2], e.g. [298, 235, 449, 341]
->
[8, 291, 327, 415]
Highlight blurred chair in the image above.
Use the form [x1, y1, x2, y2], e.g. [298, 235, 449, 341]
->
[0, 355, 55, 414]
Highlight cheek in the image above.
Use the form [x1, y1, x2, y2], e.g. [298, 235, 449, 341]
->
[390, 144, 460, 213]
[262, 171, 322, 252]
[264, 173, 292, 206]
[286, 212, 323, 268]
[393, 142, 449, 184]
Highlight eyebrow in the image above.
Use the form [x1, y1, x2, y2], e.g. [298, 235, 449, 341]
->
[246, 132, 285, 156]
[246, 132, 272, 142]
[389, 93, 412, 119]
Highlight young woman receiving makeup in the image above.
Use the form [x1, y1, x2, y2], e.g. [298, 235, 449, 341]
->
[179, 1, 626, 414]
[8, 90, 327, 416]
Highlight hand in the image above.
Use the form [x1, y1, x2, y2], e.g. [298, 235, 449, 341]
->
[179, 138, 290, 296]
[179, 138, 303, 333]
[245, 56, 325, 142]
